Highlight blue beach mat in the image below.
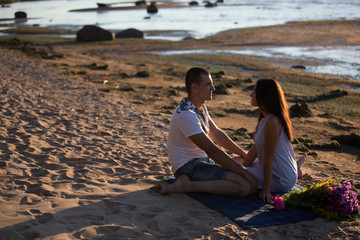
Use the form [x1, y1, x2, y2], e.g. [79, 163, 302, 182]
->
[166, 178, 318, 228]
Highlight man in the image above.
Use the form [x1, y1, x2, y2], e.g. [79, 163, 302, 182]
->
[161, 67, 258, 196]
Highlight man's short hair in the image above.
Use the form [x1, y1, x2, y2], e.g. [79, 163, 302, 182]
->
[185, 67, 210, 94]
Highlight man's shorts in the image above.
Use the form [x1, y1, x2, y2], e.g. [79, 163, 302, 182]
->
[174, 158, 229, 181]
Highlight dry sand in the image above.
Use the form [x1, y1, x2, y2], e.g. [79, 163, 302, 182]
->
[0, 20, 359, 239]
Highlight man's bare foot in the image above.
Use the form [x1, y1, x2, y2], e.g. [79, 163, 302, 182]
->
[160, 175, 190, 195]
[297, 154, 307, 179]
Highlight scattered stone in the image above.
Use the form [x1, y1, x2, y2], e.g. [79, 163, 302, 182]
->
[135, 0, 147, 6]
[307, 151, 318, 157]
[214, 84, 229, 95]
[212, 70, 225, 78]
[119, 86, 135, 92]
[243, 78, 253, 83]
[116, 28, 144, 39]
[0, 38, 63, 59]
[99, 88, 110, 93]
[147, 2, 158, 13]
[15, 11, 27, 19]
[97, 3, 112, 8]
[84, 63, 108, 70]
[168, 89, 179, 96]
[243, 84, 255, 91]
[204, 1, 217, 7]
[76, 25, 115, 42]
[120, 72, 131, 78]
[291, 65, 307, 69]
[298, 137, 315, 144]
[290, 102, 313, 117]
[189, 1, 199, 6]
[136, 70, 151, 77]
[305, 140, 341, 150]
[313, 90, 348, 102]
[234, 128, 248, 136]
[0, 161, 7, 168]
[331, 133, 360, 147]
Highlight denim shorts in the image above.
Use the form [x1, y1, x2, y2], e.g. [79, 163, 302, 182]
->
[174, 158, 229, 181]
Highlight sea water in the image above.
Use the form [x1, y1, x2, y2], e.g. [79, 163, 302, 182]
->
[1, 0, 360, 80]
[1, 0, 359, 38]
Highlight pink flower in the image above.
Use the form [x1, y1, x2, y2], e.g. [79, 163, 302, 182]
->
[272, 195, 285, 210]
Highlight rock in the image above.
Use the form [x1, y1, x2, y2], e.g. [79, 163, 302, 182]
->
[97, 3, 112, 8]
[189, 1, 199, 6]
[15, 11, 27, 19]
[116, 28, 144, 39]
[135, 0, 147, 6]
[0, 161, 7, 168]
[332, 133, 360, 147]
[136, 70, 151, 77]
[168, 89, 179, 96]
[290, 102, 313, 117]
[76, 25, 114, 42]
[214, 84, 230, 95]
[147, 2, 158, 13]
[204, 1, 217, 7]
[291, 65, 307, 69]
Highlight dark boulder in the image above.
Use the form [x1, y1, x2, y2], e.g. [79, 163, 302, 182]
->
[147, 2, 158, 13]
[291, 65, 307, 69]
[290, 102, 313, 118]
[332, 133, 360, 147]
[116, 28, 144, 39]
[204, 1, 217, 7]
[135, 0, 147, 6]
[76, 25, 114, 42]
[97, 3, 112, 8]
[15, 11, 27, 19]
[189, 1, 199, 6]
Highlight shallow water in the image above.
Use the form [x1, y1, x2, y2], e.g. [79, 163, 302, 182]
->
[1, 0, 359, 39]
[1, 0, 359, 81]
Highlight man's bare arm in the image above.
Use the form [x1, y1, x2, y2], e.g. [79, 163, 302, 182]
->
[208, 119, 246, 158]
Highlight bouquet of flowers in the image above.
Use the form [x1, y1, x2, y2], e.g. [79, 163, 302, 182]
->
[279, 179, 359, 221]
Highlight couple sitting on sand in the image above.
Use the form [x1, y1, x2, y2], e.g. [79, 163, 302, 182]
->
[161, 67, 306, 202]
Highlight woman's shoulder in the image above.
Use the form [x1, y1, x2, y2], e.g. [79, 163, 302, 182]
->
[264, 114, 281, 128]
[265, 113, 278, 121]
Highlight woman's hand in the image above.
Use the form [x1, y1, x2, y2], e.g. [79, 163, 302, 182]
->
[259, 190, 273, 202]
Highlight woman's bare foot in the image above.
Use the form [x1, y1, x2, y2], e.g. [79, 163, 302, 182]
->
[297, 154, 307, 179]
[160, 175, 190, 195]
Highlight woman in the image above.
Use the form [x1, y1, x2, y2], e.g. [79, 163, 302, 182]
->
[242, 79, 305, 202]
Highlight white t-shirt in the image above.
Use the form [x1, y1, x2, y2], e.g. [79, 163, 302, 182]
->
[166, 98, 211, 173]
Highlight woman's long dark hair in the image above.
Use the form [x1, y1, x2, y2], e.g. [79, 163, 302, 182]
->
[255, 79, 293, 141]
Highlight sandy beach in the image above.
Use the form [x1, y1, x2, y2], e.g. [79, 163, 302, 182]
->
[0, 19, 359, 239]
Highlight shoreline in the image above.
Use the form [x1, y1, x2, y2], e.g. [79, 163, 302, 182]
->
[0, 18, 359, 239]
